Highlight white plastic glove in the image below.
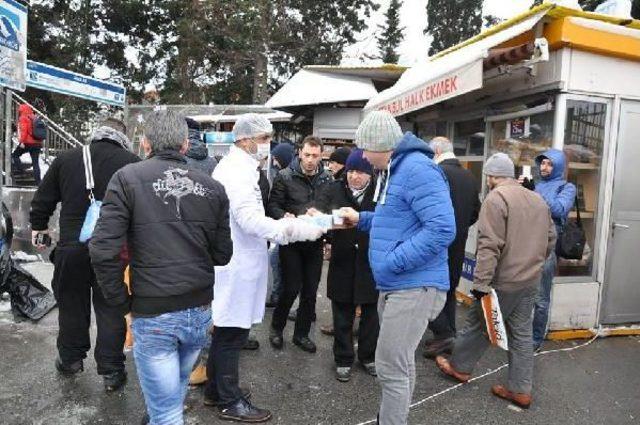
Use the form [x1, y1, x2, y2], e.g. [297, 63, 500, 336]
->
[280, 217, 325, 244]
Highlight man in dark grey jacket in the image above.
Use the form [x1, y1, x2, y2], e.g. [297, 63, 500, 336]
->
[89, 110, 232, 425]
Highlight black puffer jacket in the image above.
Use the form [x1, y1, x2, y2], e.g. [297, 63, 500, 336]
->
[267, 157, 331, 218]
[89, 150, 233, 316]
[315, 179, 377, 305]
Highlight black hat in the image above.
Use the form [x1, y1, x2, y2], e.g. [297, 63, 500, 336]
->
[329, 147, 352, 165]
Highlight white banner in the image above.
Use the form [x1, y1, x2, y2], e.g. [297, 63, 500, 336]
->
[0, 0, 27, 91]
[377, 59, 483, 117]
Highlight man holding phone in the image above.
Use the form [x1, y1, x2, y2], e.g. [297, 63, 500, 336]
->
[30, 118, 139, 391]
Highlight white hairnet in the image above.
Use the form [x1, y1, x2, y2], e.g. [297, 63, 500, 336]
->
[232, 113, 274, 141]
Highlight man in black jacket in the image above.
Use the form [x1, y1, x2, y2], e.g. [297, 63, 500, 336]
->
[424, 137, 481, 358]
[30, 118, 139, 391]
[89, 110, 232, 424]
[267, 136, 331, 353]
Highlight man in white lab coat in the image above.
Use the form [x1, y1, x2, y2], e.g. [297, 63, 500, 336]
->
[204, 113, 324, 423]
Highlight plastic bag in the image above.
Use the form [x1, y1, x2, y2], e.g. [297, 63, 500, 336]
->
[0, 202, 56, 321]
[5, 263, 56, 320]
[480, 289, 509, 351]
[79, 199, 102, 243]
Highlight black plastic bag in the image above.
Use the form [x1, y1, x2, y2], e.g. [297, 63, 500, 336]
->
[0, 202, 56, 321]
[5, 262, 57, 320]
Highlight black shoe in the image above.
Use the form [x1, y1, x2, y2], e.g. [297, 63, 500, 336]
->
[55, 357, 83, 376]
[218, 398, 272, 423]
[243, 336, 260, 351]
[204, 387, 252, 407]
[269, 329, 283, 349]
[292, 336, 316, 353]
[104, 370, 127, 392]
[423, 337, 454, 359]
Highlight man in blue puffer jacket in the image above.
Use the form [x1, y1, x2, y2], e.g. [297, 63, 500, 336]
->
[530, 148, 575, 350]
[341, 110, 456, 425]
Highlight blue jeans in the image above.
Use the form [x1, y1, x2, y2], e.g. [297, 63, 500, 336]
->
[532, 252, 557, 348]
[132, 306, 212, 425]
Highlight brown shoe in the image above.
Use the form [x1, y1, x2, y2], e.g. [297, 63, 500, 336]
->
[491, 384, 532, 409]
[320, 324, 334, 336]
[435, 356, 470, 383]
[189, 363, 207, 386]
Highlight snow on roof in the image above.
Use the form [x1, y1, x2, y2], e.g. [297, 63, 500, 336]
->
[189, 111, 292, 123]
[265, 69, 379, 109]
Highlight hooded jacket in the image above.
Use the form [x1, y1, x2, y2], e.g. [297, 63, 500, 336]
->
[357, 133, 456, 292]
[17, 104, 40, 146]
[534, 149, 576, 229]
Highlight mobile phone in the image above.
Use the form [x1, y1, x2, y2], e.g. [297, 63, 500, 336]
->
[35, 232, 52, 247]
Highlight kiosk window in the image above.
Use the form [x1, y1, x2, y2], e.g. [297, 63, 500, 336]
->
[453, 119, 485, 157]
[416, 121, 447, 141]
[489, 111, 554, 174]
[558, 100, 606, 277]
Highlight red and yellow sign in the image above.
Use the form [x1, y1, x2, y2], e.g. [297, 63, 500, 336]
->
[377, 59, 483, 117]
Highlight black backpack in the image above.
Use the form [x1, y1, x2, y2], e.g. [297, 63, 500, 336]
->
[556, 194, 586, 260]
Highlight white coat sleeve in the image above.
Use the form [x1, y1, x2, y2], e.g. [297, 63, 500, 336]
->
[225, 175, 323, 245]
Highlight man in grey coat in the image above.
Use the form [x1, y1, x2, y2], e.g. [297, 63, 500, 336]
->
[435, 153, 556, 409]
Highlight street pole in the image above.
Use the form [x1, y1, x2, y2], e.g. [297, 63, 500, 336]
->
[3, 89, 12, 187]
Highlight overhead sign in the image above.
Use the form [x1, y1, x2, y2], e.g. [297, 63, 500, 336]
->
[26, 60, 126, 106]
[0, 0, 27, 91]
[377, 60, 483, 117]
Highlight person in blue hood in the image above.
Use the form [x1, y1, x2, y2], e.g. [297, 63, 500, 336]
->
[341, 111, 455, 425]
[529, 148, 576, 350]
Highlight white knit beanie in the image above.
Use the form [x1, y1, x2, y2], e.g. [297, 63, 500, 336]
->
[355, 110, 404, 152]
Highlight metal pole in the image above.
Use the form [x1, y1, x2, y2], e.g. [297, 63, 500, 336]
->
[3, 89, 12, 187]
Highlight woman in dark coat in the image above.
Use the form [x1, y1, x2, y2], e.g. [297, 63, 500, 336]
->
[314, 149, 378, 382]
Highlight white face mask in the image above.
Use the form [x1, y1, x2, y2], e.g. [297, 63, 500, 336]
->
[254, 143, 270, 161]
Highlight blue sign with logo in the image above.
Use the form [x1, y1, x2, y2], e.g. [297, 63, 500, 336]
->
[0, 0, 27, 91]
[26, 61, 126, 106]
[461, 255, 476, 281]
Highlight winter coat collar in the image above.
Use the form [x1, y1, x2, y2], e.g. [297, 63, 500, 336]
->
[89, 126, 133, 152]
[148, 150, 187, 163]
[434, 151, 457, 164]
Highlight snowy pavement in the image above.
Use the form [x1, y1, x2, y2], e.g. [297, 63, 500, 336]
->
[0, 262, 638, 425]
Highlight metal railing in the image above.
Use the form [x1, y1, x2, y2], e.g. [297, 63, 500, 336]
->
[10, 92, 84, 161]
[1, 90, 84, 186]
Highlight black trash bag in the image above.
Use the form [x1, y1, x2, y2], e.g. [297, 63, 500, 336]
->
[5, 262, 57, 320]
[0, 202, 56, 321]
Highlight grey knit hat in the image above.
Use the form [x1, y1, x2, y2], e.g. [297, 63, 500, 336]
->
[484, 152, 515, 178]
[355, 110, 403, 152]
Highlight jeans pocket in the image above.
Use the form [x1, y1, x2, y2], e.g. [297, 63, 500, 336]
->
[132, 316, 177, 353]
